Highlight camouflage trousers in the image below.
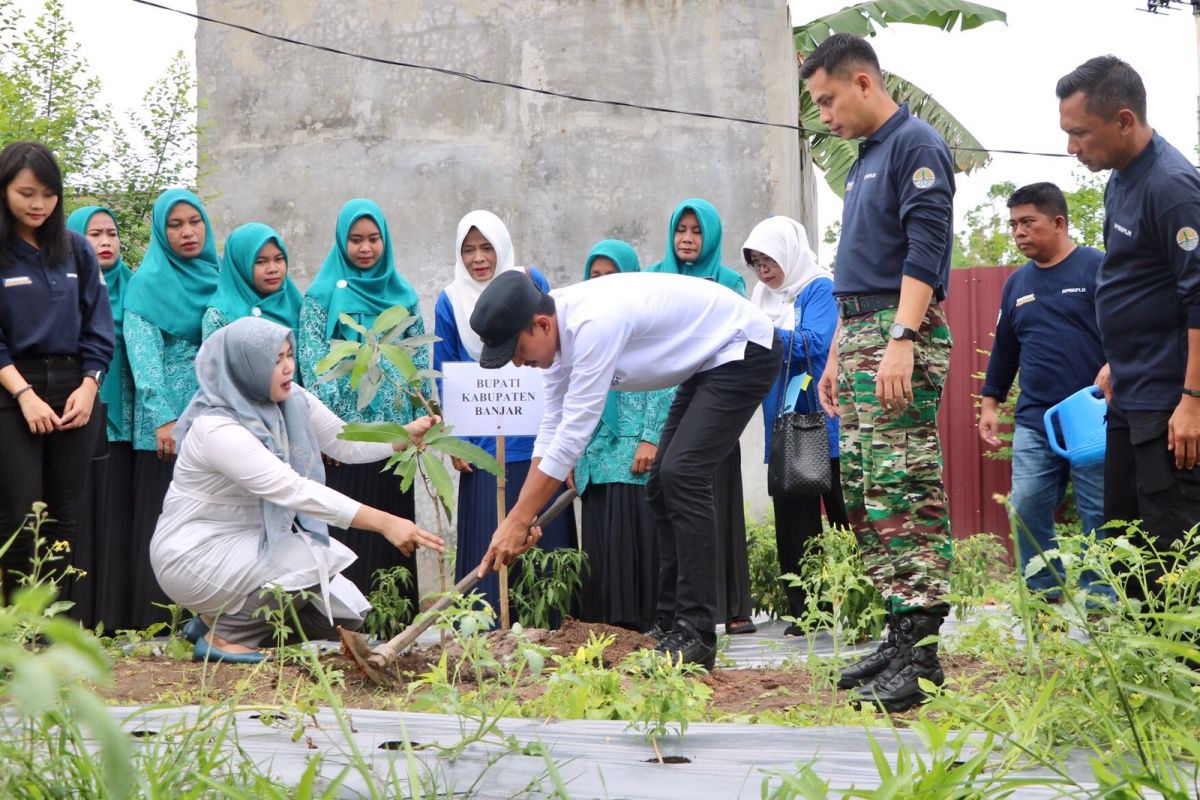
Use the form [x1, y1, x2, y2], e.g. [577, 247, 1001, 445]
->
[837, 304, 953, 611]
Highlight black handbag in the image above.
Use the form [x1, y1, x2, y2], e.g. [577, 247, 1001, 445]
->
[767, 329, 831, 497]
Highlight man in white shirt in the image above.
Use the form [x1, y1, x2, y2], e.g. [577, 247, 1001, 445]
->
[472, 270, 781, 668]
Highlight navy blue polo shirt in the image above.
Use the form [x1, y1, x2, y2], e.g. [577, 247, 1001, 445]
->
[982, 246, 1106, 430]
[0, 230, 114, 374]
[836, 102, 956, 300]
[1096, 132, 1200, 411]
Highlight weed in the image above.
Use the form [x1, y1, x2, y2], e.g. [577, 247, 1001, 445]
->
[509, 545, 587, 630]
[363, 565, 415, 640]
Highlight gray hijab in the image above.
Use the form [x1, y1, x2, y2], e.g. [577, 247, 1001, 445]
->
[174, 316, 329, 555]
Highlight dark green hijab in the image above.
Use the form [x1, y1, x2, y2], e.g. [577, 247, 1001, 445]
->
[584, 239, 641, 434]
[644, 198, 745, 296]
[209, 223, 302, 333]
[123, 189, 220, 344]
[306, 198, 420, 340]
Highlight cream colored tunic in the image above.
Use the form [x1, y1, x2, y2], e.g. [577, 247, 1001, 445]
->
[149, 386, 396, 620]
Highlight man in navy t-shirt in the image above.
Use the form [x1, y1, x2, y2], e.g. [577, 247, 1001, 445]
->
[801, 33, 954, 713]
[980, 182, 1112, 601]
[1057, 56, 1200, 595]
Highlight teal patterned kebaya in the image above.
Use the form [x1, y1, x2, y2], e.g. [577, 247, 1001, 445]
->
[124, 310, 202, 451]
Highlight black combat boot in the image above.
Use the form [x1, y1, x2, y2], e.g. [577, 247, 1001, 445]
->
[836, 611, 900, 689]
[852, 607, 946, 713]
[646, 616, 674, 645]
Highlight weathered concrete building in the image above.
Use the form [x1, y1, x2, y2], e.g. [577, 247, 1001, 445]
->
[196, 0, 815, 547]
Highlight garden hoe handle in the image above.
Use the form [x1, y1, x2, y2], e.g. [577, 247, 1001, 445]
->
[350, 488, 579, 683]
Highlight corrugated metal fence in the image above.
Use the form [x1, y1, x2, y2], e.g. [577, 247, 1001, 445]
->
[939, 266, 1020, 542]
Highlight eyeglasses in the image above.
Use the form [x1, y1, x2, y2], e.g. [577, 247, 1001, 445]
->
[748, 260, 777, 273]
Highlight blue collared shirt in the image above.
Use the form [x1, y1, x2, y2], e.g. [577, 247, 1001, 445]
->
[1097, 132, 1200, 411]
[0, 231, 114, 374]
[836, 103, 956, 300]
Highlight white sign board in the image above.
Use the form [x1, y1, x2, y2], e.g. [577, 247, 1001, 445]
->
[440, 361, 545, 437]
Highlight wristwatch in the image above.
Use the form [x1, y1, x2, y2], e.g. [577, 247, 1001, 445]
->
[84, 369, 104, 387]
[889, 323, 922, 343]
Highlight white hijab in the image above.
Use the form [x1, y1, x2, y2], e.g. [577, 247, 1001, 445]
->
[744, 216, 831, 330]
[444, 210, 523, 360]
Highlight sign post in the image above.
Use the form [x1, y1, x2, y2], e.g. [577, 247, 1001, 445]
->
[442, 362, 544, 630]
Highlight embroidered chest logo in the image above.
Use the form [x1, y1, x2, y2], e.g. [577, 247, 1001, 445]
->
[912, 167, 935, 189]
[1177, 227, 1199, 252]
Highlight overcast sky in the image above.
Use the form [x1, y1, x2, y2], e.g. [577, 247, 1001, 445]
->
[11, 0, 1200, 261]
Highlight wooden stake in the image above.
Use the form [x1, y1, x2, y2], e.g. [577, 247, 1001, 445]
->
[496, 434, 510, 630]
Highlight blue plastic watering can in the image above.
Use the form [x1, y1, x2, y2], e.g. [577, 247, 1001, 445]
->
[1043, 386, 1107, 468]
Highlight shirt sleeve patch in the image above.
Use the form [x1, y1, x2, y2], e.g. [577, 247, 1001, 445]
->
[1177, 227, 1199, 251]
[1015, 293, 1036, 307]
[912, 167, 936, 189]
[3, 276, 32, 288]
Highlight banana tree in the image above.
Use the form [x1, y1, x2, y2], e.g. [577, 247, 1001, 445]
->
[795, 0, 1007, 196]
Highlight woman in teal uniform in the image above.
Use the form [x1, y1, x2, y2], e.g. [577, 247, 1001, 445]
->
[298, 199, 429, 610]
[203, 222, 302, 340]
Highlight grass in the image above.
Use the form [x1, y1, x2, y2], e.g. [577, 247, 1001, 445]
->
[4, 503, 1200, 797]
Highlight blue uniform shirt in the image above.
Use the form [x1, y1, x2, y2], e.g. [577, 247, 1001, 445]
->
[982, 247, 1106, 430]
[0, 231, 114, 374]
[836, 103, 956, 300]
[1097, 133, 1200, 411]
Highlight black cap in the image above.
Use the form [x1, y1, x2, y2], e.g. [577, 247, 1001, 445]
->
[470, 271, 542, 369]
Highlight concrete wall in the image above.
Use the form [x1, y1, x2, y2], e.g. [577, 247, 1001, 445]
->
[196, 1, 813, 560]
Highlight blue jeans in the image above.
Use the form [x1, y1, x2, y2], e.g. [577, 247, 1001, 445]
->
[1009, 424, 1112, 598]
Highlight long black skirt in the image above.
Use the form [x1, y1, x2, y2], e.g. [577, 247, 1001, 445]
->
[325, 460, 419, 610]
[69, 441, 137, 631]
[715, 443, 752, 624]
[578, 481, 658, 631]
[127, 451, 176, 631]
[453, 459, 578, 621]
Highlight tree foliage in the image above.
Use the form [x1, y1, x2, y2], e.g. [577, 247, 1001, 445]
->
[0, 0, 199, 263]
[794, 0, 1006, 196]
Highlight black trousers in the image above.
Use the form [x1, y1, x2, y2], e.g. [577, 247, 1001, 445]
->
[773, 457, 849, 619]
[0, 356, 101, 601]
[1105, 404, 1200, 598]
[647, 337, 781, 635]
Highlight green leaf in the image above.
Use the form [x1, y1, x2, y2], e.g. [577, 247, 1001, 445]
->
[356, 366, 383, 411]
[314, 339, 361, 376]
[314, 358, 354, 386]
[379, 343, 418, 382]
[339, 421, 412, 443]
[348, 348, 369, 390]
[394, 333, 440, 350]
[793, 0, 1006, 54]
[337, 312, 368, 338]
[369, 304, 411, 336]
[431, 437, 503, 477]
[422, 454, 457, 517]
[399, 456, 419, 493]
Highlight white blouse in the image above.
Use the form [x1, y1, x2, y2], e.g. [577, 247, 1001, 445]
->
[149, 386, 396, 620]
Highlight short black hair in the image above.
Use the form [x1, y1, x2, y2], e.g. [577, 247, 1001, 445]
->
[1055, 55, 1146, 123]
[1007, 182, 1069, 221]
[799, 33, 883, 82]
[0, 141, 70, 268]
[523, 290, 556, 332]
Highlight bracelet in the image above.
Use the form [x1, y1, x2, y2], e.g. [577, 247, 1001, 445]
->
[11, 384, 33, 401]
[1184, 388, 1200, 398]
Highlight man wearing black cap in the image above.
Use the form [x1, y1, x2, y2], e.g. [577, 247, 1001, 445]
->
[471, 269, 780, 669]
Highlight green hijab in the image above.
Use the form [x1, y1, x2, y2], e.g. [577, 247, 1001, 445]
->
[123, 188, 220, 344]
[68, 205, 133, 432]
[584, 239, 641, 434]
[67, 205, 132, 342]
[306, 198, 420, 340]
[209, 223, 302, 332]
[644, 198, 744, 294]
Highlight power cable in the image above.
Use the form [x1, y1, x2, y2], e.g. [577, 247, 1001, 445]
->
[129, 0, 1080, 161]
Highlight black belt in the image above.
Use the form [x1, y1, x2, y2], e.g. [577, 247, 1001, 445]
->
[836, 293, 902, 320]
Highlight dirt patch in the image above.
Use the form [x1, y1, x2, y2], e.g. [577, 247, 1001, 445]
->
[100, 623, 1006, 719]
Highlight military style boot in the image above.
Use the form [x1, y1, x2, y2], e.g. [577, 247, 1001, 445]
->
[836, 611, 900, 689]
[852, 607, 947, 713]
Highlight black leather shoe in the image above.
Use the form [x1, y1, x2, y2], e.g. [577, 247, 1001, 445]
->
[646, 617, 673, 645]
[852, 609, 946, 712]
[836, 612, 901, 689]
[655, 619, 716, 671]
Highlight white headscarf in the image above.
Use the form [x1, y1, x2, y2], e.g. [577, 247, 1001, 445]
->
[444, 210, 523, 360]
[744, 216, 831, 330]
